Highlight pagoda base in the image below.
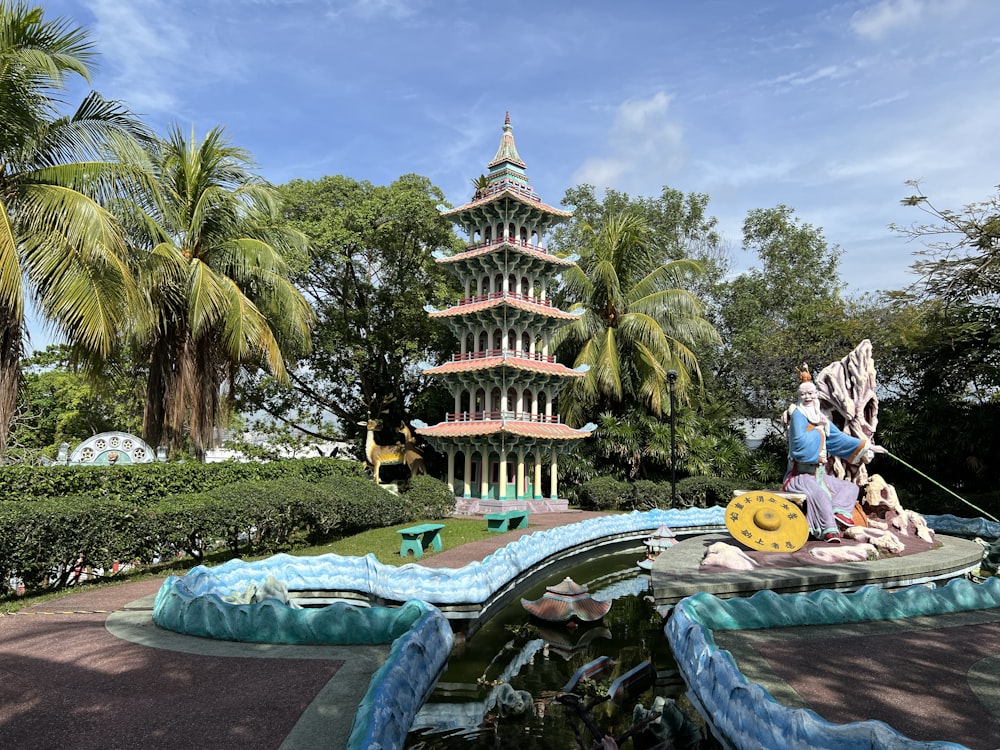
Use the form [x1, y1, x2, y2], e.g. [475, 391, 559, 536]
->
[453, 497, 570, 515]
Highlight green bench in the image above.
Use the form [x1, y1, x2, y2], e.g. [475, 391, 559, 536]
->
[396, 523, 445, 559]
[484, 509, 531, 533]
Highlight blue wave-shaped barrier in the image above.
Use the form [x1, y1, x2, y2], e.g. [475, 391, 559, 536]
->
[666, 577, 1000, 749]
[152, 507, 723, 750]
[346, 604, 456, 750]
[154, 507, 724, 607]
[925, 514, 1000, 540]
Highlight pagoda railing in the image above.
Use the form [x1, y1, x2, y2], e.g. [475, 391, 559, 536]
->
[480, 180, 542, 203]
[461, 237, 549, 255]
[443, 411, 561, 423]
[456, 290, 552, 307]
[451, 349, 556, 363]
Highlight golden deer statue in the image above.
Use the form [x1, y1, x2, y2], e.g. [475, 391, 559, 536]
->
[398, 422, 427, 477]
[357, 417, 406, 484]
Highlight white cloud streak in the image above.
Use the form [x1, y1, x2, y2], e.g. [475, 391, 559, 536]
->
[573, 92, 685, 194]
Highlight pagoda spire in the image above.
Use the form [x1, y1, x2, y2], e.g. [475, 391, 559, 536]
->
[488, 111, 527, 170]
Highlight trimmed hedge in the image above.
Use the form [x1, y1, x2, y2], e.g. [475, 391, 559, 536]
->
[675, 476, 754, 508]
[0, 457, 365, 504]
[575, 476, 631, 510]
[1, 469, 456, 597]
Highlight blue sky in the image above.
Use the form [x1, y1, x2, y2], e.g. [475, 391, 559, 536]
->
[42, 0, 1000, 298]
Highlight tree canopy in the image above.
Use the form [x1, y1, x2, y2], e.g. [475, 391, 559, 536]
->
[123, 125, 314, 460]
[712, 205, 854, 418]
[237, 174, 461, 442]
[0, 0, 152, 459]
[554, 210, 720, 424]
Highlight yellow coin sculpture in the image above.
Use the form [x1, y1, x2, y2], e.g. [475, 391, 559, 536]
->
[725, 491, 809, 553]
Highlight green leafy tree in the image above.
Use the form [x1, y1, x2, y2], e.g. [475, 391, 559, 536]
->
[890, 181, 1000, 401]
[868, 182, 1000, 509]
[7, 344, 143, 462]
[714, 205, 853, 418]
[554, 210, 720, 425]
[238, 174, 461, 442]
[552, 184, 730, 301]
[0, 1, 151, 459]
[124, 126, 314, 460]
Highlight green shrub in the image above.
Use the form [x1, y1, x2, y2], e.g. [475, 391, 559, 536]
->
[676, 476, 750, 508]
[626, 480, 673, 510]
[575, 476, 631, 511]
[0, 457, 364, 504]
[0, 497, 158, 589]
[0, 468, 424, 599]
[402, 475, 456, 519]
[324, 477, 414, 534]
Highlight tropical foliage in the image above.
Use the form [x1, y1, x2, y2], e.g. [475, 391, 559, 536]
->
[0, 0, 151, 459]
[555, 210, 720, 425]
[122, 126, 314, 459]
[712, 205, 854, 418]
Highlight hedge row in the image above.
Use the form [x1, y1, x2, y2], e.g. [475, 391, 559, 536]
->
[573, 475, 761, 511]
[0, 457, 365, 503]
[1, 473, 456, 596]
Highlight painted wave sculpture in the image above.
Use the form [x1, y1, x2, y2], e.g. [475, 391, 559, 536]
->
[925, 514, 1000, 540]
[665, 577, 1000, 749]
[152, 507, 722, 750]
[154, 506, 723, 607]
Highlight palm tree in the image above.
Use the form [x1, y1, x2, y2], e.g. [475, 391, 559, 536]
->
[125, 125, 314, 460]
[556, 211, 720, 425]
[0, 2, 151, 460]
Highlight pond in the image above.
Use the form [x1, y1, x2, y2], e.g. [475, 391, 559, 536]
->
[405, 549, 715, 749]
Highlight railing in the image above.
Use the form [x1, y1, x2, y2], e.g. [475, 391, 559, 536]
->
[455, 291, 551, 307]
[460, 237, 549, 255]
[451, 350, 555, 363]
[475, 179, 542, 204]
[443, 411, 561, 423]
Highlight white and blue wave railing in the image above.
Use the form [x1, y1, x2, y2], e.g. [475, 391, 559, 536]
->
[154, 506, 724, 608]
[150, 508, 990, 750]
[925, 514, 1000, 540]
[152, 507, 723, 750]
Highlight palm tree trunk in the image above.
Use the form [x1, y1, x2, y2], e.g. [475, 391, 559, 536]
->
[142, 337, 172, 454]
[0, 311, 22, 463]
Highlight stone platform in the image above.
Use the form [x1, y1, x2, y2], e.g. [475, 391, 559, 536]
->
[651, 532, 984, 612]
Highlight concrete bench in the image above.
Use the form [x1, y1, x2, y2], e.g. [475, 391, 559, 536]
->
[484, 509, 531, 533]
[396, 523, 444, 559]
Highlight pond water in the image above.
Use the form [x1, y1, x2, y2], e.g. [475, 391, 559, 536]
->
[406, 549, 715, 749]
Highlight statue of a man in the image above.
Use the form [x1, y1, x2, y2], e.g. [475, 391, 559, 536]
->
[783, 365, 885, 542]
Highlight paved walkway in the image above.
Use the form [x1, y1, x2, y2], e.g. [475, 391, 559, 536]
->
[1, 512, 998, 749]
[0, 512, 603, 750]
[714, 609, 1000, 750]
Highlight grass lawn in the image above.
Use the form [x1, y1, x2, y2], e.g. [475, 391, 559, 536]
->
[293, 517, 504, 563]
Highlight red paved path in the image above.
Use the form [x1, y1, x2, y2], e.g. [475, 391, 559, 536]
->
[0, 579, 343, 750]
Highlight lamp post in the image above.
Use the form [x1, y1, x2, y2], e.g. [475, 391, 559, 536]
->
[667, 370, 678, 506]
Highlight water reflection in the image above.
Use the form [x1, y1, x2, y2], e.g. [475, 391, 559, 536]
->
[406, 550, 698, 749]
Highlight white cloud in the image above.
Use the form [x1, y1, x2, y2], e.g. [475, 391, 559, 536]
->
[849, 0, 971, 41]
[858, 92, 909, 110]
[87, 0, 253, 118]
[768, 64, 848, 88]
[573, 92, 685, 194]
[850, 0, 926, 40]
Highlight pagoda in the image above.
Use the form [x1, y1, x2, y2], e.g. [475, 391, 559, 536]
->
[417, 114, 594, 513]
